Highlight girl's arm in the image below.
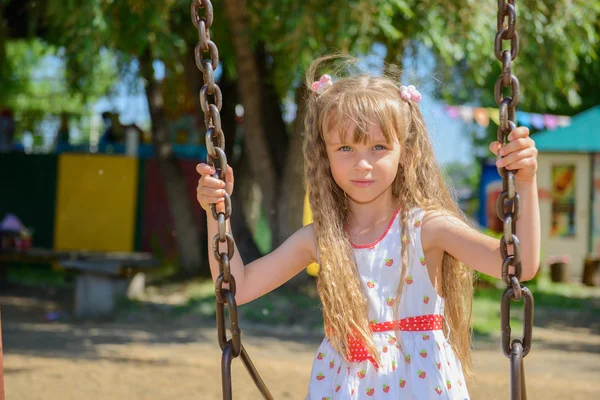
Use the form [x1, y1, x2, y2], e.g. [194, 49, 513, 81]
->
[198, 162, 317, 305]
[207, 217, 317, 305]
[422, 126, 541, 281]
[422, 188, 540, 281]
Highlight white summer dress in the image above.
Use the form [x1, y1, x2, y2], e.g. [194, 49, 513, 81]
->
[307, 208, 470, 399]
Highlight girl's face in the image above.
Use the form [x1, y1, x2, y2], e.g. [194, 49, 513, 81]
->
[325, 119, 402, 205]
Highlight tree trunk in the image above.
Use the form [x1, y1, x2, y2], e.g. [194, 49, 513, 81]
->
[222, 0, 279, 242]
[255, 42, 291, 247]
[277, 84, 308, 242]
[217, 66, 262, 262]
[256, 43, 288, 176]
[140, 52, 202, 277]
[182, 45, 208, 133]
[383, 41, 406, 76]
[280, 84, 314, 289]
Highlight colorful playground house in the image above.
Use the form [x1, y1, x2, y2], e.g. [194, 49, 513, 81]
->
[479, 106, 600, 280]
[0, 144, 208, 262]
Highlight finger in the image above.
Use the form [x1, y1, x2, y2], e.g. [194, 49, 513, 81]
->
[225, 164, 234, 182]
[499, 137, 533, 156]
[196, 163, 216, 175]
[196, 187, 225, 199]
[197, 195, 224, 206]
[496, 147, 534, 168]
[201, 186, 227, 198]
[202, 196, 225, 204]
[489, 141, 501, 156]
[502, 157, 537, 172]
[199, 175, 226, 189]
[508, 126, 530, 141]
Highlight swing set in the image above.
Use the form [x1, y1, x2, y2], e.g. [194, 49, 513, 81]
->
[0, 1, 533, 399]
[194, 0, 533, 399]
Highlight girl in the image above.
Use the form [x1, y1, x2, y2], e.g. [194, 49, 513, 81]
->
[196, 55, 540, 399]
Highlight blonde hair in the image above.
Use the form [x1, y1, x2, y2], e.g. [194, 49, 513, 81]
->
[302, 54, 474, 376]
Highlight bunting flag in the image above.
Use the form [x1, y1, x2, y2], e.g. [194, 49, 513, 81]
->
[443, 105, 571, 130]
[459, 107, 473, 124]
[487, 108, 501, 127]
[530, 113, 545, 129]
[473, 108, 490, 128]
[444, 105, 460, 119]
[516, 111, 530, 128]
[557, 116, 571, 127]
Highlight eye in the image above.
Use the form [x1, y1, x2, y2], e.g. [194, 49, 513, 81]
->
[338, 145, 352, 152]
[373, 144, 388, 150]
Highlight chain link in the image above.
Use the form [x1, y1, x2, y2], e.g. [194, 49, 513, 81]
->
[191, 1, 272, 399]
[494, 1, 534, 398]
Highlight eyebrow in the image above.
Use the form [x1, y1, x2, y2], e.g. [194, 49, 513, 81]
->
[327, 140, 389, 146]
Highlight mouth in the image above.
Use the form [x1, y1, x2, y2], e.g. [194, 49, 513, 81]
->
[350, 180, 375, 187]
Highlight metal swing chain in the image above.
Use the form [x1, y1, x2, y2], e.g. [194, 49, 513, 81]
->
[494, 1, 534, 399]
[190, 1, 272, 399]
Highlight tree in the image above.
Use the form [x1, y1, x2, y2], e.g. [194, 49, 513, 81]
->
[450, 11, 600, 158]
[0, 39, 116, 142]
[0, 2, 116, 144]
[3, 0, 597, 281]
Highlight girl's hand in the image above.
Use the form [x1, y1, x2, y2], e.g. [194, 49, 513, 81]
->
[489, 126, 538, 183]
[196, 163, 234, 213]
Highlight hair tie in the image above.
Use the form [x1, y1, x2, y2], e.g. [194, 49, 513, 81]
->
[311, 74, 333, 95]
[399, 85, 422, 103]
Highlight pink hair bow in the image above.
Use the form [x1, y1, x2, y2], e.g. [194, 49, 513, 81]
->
[399, 85, 422, 103]
[311, 74, 333, 95]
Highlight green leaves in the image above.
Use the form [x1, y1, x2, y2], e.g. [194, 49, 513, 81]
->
[2, 0, 598, 124]
[0, 39, 117, 137]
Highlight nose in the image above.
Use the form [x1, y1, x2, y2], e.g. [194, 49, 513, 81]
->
[354, 155, 373, 173]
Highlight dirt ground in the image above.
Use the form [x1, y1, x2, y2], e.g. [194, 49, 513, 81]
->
[1, 285, 599, 400]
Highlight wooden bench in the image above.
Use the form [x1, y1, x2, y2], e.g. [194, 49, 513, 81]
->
[0, 249, 159, 318]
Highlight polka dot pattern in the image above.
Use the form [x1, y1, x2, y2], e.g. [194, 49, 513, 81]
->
[347, 314, 444, 369]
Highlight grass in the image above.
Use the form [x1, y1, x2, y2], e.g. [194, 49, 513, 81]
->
[471, 270, 600, 337]
[472, 286, 524, 337]
[253, 207, 272, 255]
[172, 279, 324, 331]
[171, 268, 599, 340]
[179, 267, 600, 337]
[4, 263, 74, 287]
[7, 261, 599, 339]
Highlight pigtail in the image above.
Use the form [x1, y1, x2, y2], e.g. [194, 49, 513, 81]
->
[303, 56, 379, 364]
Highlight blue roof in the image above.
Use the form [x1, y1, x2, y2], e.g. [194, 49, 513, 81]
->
[533, 106, 600, 153]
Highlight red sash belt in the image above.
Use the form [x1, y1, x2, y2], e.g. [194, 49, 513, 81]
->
[347, 314, 444, 370]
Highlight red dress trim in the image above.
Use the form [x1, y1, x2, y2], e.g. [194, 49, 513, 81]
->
[347, 314, 444, 370]
[349, 208, 401, 249]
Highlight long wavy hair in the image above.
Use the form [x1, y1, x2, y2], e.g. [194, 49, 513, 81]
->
[302, 54, 474, 376]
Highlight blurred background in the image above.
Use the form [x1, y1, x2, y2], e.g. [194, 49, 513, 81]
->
[0, 1, 599, 399]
